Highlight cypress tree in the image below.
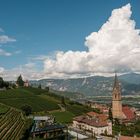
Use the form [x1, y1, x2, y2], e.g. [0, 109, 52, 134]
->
[16, 75, 24, 87]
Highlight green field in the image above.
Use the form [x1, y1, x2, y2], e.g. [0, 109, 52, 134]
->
[50, 103, 93, 123]
[49, 102, 93, 123]
[51, 111, 75, 123]
[67, 104, 92, 116]
[51, 104, 92, 123]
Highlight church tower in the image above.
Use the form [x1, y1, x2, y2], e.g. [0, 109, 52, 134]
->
[112, 73, 124, 119]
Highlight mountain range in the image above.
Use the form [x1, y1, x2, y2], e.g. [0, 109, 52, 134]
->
[31, 73, 140, 96]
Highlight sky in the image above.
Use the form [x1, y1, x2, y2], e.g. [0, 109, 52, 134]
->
[0, 0, 140, 80]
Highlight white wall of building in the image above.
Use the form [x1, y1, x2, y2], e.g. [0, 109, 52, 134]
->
[73, 121, 112, 135]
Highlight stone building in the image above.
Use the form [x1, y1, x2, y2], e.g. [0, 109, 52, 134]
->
[112, 74, 136, 123]
[112, 74, 125, 119]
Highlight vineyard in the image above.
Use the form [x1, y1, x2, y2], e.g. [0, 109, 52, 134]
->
[0, 108, 25, 140]
[0, 87, 60, 112]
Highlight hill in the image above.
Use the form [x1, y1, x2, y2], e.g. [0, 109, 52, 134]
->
[0, 87, 60, 112]
[119, 73, 140, 84]
[0, 87, 93, 123]
[31, 73, 140, 96]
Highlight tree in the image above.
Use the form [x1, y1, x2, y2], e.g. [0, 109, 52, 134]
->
[4, 82, 9, 89]
[108, 107, 113, 122]
[16, 75, 24, 87]
[0, 77, 4, 88]
[114, 118, 120, 125]
[61, 96, 66, 106]
[38, 84, 42, 89]
[21, 105, 32, 116]
[0, 77, 10, 89]
[11, 83, 16, 89]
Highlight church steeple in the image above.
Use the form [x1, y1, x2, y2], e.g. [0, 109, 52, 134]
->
[113, 73, 119, 89]
[112, 73, 121, 100]
[112, 73, 124, 119]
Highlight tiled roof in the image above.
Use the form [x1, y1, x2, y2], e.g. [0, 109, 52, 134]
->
[119, 136, 140, 140]
[74, 116, 108, 127]
[73, 112, 109, 127]
[87, 112, 108, 121]
[73, 115, 85, 122]
[87, 112, 98, 116]
[122, 106, 135, 121]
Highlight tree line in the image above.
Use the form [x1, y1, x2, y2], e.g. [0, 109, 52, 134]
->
[0, 75, 25, 89]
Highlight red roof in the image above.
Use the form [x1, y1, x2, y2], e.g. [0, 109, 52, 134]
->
[87, 112, 98, 116]
[87, 112, 108, 121]
[119, 136, 140, 140]
[73, 112, 109, 127]
[73, 116, 108, 127]
[73, 115, 85, 122]
[122, 106, 135, 121]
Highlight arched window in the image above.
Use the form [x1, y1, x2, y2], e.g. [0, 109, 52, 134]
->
[115, 93, 117, 99]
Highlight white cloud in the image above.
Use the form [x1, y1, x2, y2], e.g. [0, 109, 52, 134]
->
[24, 62, 36, 69]
[0, 28, 16, 57]
[43, 3, 140, 78]
[32, 55, 48, 61]
[0, 35, 16, 44]
[0, 67, 4, 73]
[0, 49, 12, 56]
[0, 63, 44, 81]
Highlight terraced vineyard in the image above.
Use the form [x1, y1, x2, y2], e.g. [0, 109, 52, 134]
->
[0, 108, 25, 140]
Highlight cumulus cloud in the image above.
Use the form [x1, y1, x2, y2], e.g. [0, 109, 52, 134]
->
[44, 3, 140, 77]
[0, 35, 16, 44]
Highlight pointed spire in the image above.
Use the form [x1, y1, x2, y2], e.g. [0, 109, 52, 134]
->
[113, 73, 120, 90]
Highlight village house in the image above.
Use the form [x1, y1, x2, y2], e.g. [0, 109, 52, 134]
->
[73, 111, 112, 136]
[86, 101, 109, 115]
